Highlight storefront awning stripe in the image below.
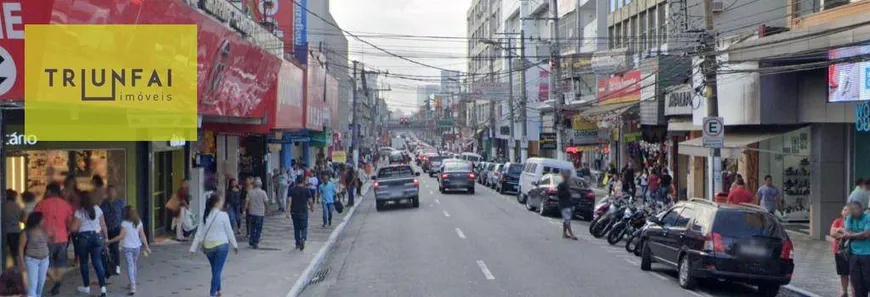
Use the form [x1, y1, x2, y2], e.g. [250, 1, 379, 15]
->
[678, 133, 781, 158]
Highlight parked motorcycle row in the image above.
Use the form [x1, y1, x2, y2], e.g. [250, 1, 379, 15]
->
[587, 194, 670, 257]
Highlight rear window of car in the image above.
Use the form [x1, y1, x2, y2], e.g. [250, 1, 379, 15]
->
[378, 166, 414, 178]
[508, 164, 523, 175]
[429, 156, 446, 162]
[712, 210, 787, 239]
[444, 164, 472, 172]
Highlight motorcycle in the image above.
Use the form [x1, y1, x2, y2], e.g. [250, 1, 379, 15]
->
[587, 196, 613, 235]
[590, 195, 630, 238]
[624, 227, 644, 256]
[607, 205, 648, 245]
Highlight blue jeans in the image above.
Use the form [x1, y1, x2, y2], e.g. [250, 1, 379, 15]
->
[204, 244, 229, 297]
[25, 256, 49, 297]
[347, 186, 356, 206]
[227, 205, 239, 231]
[291, 212, 309, 246]
[321, 202, 334, 226]
[75, 231, 107, 288]
[640, 186, 648, 203]
[248, 215, 264, 246]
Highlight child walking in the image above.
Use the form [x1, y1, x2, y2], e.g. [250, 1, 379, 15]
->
[106, 206, 151, 296]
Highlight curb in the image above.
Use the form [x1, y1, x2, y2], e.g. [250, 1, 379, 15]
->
[285, 181, 372, 297]
[782, 285, 822, 297]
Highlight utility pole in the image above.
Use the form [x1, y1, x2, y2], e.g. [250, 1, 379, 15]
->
[489, 49, 496, 160]
[702, 0, 722, 199]
[507, 37, 516, 163]
[549, 0, 564, 160]
[519, 29, 529, 161]
[351, 60, 359, 169]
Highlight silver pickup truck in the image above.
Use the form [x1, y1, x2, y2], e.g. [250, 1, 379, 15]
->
[372, 164, 421, 211]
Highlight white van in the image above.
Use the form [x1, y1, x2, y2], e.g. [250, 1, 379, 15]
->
[518, 158, 575, 203]
[459, 152, 482, 163]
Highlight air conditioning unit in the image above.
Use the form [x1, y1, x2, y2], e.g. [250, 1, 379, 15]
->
[711, 1, 724, 12]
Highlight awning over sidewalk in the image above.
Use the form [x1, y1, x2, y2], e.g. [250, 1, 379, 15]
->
[577, 101, 637, 118]
[679, 132, 781, 158]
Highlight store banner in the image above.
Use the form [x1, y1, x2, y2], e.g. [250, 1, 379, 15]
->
[25, 25, 198, 141]
[539, 70, 550, 102]
[540, 132, 557, 149]
[244, 0, 293, 56]
[276, 60, 304, 129]
[664, 84, 694, 116]
[560, 53, 593, 78]
[598, 70, 641, 104]
[293, 0, 308, 64]
[570, 116, 598, 145]
[326, 75, 339, 131]
[305, 51, 326, 131]
[828, 44, 870, 102]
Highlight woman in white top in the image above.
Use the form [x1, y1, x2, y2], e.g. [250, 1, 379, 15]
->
[106, 206, 151, 295]
[189, 193, 238, 297]
[71, 192, 110, 297]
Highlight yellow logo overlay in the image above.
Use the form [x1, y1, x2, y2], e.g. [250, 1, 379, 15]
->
[25, 25, 197, 141]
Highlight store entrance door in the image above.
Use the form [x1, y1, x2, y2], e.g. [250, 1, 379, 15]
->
[152, 151, 173, 237]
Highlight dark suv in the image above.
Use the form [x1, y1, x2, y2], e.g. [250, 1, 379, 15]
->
[639, 199, 794, 297]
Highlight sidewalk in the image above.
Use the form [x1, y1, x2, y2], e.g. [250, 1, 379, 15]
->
[54, 186, 369, 297]
[786, 232, 837, 297]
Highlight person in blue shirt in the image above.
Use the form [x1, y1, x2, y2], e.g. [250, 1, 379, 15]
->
[838, 201, 870, 296]
[318, 174, 337, 227]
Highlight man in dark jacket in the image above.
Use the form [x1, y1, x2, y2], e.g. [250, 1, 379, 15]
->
[557, 171, 578, 240]
[622, 163, 636, 198]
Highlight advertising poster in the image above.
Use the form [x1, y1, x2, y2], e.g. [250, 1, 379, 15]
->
[276, 60, 305, 129]
[305, 51, 325, 130]
[828, 45, 870, 102]
[598, 70, 642, 104]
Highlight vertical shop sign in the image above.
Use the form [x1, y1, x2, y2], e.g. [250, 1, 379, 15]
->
[293, 0, 308, 64]
[539, 70, 549, 102]
[857, 101, 870, 132]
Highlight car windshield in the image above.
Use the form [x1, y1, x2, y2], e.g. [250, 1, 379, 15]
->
[377, 166, 414, 178]
[712, 210, 787, 239]
[429, 156, 446, 163]
[507, 164, 523, 175]
[444, 163, 472, 172]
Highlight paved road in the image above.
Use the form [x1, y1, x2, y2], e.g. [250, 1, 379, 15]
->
[302, 167, 797, 297]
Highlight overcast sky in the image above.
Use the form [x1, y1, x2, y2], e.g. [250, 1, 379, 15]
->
[332, 0, 470, 114]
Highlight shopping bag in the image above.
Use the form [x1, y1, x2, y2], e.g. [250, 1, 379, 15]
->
[334, 200, 344, 214]
[165, 196, 181, 213]
[181, 207, 199, 232]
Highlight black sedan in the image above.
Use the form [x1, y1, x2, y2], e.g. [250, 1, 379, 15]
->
[438, 163, 476, 194]
[525, 174, 595, 220]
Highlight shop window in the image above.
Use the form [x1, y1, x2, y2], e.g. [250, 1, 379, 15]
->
[6, 149, 126, 200]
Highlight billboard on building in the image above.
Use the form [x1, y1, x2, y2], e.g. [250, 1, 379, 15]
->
[244, 0, 293, 58]
[293, 0, 308, 64]
[305, 52, 326, 131]
[598, 70, 642, 104]
[828, 44, 870, 102]
[276, 60, 304, 129]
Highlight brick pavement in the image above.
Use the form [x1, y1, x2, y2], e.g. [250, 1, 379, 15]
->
[53, 185, 368, 297]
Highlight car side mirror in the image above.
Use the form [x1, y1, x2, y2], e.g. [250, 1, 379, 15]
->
[415, 172, 421, 176]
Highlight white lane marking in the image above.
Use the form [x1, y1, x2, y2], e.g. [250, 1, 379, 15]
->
[652, 272, 670, 282]
[443, 210, 451, 217]
[455, 228, 466, 239]
[434, 198, 440, 204]
[624, 259, 639, 266]
[476, 260, 495, 280]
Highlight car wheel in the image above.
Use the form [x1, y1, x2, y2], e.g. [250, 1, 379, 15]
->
[640, 242, 652, 271]
[757, 283, 780, 297]
[678, 255, 697, 289]
[375, 201, 384, 211]
[525, 199, 535, 211]
[412, 197, 420, 208]
[468, 187, 475, 194]
[538, 203, 546, 216]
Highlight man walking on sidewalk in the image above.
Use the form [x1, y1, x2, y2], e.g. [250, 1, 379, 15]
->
[245, 178, 269, 249]
[33, 183, 74, 296]
[287, 176, 314, 250]
[839, 201, 870, 296]
[100, 185, 126, 276]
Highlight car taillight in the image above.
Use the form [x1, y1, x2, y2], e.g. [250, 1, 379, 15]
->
[442, 174, 448, 179]
[469, 173, 475, 179]
[781, 239, 794, 260]
[413, 179, 419, 186]
[704, 232, 725, 253]
[547, 188, 557, 195]
[374, 182, 379, 190]
[585, 192, 595, 200]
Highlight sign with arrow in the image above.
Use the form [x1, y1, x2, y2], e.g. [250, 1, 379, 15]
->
[0, 46, 17, 97]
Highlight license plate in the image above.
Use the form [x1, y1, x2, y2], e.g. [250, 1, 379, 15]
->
[739, 245, 768, 257]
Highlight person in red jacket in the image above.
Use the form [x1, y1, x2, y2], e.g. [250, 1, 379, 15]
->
[727, 179, 755, 204]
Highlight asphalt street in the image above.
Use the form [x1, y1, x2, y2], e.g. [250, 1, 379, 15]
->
[302, 165, 798, 297]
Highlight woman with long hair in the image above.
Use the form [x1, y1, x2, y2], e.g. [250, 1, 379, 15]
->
[225, 178, 242, 234]
[189, 193, 238, 297]
[71, 192, 109, 297]
[18, 211, 49, 297]
[106, 206, 150, 295]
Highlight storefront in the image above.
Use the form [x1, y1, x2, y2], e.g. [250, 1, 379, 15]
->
[149, 140, 186, 239]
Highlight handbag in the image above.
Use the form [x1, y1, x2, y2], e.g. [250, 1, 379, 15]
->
[334, 200, 344, 214]
[198, 213, 219, 254]
[839, 238, 852, 259]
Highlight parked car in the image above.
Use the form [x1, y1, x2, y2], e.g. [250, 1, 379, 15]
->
[518, 158, 575, 204]
[496, 162, 523, 194]
[640, 199, 794, 297]
[480, 163, 496, 185]
[487, 164, 503, 188]
[524, 174, 595, 220]
[372, 165, 421, 211]
[438, 162, 475, 194]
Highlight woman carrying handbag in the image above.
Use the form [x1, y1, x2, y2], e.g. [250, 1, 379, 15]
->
[189, 193, 238, 297]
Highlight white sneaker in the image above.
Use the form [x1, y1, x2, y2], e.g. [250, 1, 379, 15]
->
[116, 266, 121, 275]
[77, 286, 91, 294]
